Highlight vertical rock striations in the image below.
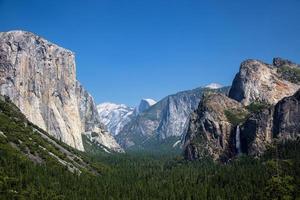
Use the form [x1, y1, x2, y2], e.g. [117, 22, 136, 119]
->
[0, 30, 122, 152]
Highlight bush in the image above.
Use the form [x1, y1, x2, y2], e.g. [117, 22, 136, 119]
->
[224, 109, 249, 126]
[246, 101, 270, 113]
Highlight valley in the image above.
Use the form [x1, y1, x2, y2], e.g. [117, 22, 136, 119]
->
[0, 30, 299, 199]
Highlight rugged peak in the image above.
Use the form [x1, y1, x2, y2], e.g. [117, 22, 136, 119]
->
[273, 57, 299, 68]
[229, 58, 300, 105]
[0, 30, 73, 55]
[135, 98, 156, 114]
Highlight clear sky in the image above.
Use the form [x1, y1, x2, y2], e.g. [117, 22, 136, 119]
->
[1, 0, 300, 106]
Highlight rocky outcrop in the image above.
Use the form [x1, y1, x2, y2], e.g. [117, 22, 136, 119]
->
[229, 58, 300, 105]
[184, 58, 300, 161]
[240, 89, 300, 157]
[0, 30, 122, 152]
[183, 93, 247, 161]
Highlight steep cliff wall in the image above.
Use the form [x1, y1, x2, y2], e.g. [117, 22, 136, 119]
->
[0, 30, 122, 152]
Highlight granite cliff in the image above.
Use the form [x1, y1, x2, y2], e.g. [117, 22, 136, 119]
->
[184, 58, 300, 161]
[0, 30, 122, 152]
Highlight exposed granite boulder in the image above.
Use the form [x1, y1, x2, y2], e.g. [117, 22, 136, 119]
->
[183, 92, 248, 161]
[229, 59, 300, 105]
[0, 30, 123, 152]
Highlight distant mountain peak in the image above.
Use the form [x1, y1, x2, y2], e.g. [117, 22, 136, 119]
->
[141, 98, 156, 106]
[205, 83, 223, 89]
[97, 102, 134, 136]
[136, 98, 156, 114]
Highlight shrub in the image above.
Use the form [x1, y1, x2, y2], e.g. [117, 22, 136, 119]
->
[246, 101, 270, 113]
[224, 109, 249, 126]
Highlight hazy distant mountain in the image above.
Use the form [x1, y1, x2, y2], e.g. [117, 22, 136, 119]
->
[97, 98, 156, 136]
[97, 103, 135, 136]
[116, 86, 230, 151]
[134, 98, 157, 114]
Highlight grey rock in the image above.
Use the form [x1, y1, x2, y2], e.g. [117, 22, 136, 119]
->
[229, 59, 300, 105]
[118, 87, 230, 150]
[0, 30, 122, 152]
[183, 93, 247, 161]
[240, 89, 300, 157]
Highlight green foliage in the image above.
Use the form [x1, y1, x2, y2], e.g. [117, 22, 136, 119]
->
[246, 101, 270, 113]
[224, 109, 249, 126]
[1, 135, 300, 199]
[277, 66, 300, 83]
[264, 176, 295, 200]
[0, 95, 299, 199]
[126, 136, 181, 155]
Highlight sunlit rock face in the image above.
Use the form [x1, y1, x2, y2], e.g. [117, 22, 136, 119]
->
[0, 30, 123, 152]
[229, 58, 300, 106]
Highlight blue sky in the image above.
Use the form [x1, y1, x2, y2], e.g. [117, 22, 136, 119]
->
[1, 0, 300, 106]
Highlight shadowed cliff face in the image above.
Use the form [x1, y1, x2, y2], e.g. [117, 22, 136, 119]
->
[183, 93, 247, 161]
[0, 31, 123, 152]
[240, 89, 300, 157]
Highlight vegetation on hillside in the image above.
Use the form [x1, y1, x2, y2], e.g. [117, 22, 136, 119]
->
[0, 95, 299, 199]
[224, 108, 249, 126]
[246, 101, 270, 113]
[277, 65, 300, 84]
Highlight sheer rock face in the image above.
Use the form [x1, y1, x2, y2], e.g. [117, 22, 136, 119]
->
[0, 30, 122, 152]
[229, 58, 300, 106]
[183, 93, 247, 161]
[240, 89, 300, 157]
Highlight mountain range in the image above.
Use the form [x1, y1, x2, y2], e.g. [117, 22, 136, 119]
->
[0, 30, 299, 162]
